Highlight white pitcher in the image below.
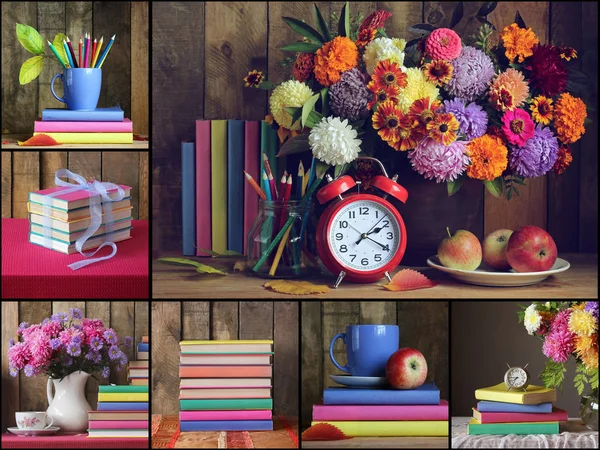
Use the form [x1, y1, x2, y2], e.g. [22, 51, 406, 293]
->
[47, 370, 92, 432]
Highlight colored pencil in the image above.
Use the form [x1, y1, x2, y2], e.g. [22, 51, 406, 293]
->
[262, 152, 278, 199]
[297, 160, 304, 200]
[82, 33, 87, 68]
[66, 37, 78, 68]
[244, 170, 266, 201]
[278, 174, 287, 202]
[91, 38, 97, 68]
[62, 39, 73, 68]
[92, 36, 103, 68]
[278, 174, 293, 231]
[79, 37, 82, 69]
[299, 157, 317, 245]
[47, 40, 67, 69]
[96, 33, 116, 69]
[261, 170, 272, 202]
[269, 223, 293, 276]
[85, 33, 91, 68]
[267, 172, 277, 202]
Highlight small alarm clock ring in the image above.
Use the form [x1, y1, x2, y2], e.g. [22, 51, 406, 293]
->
[504, 362, 531, 391]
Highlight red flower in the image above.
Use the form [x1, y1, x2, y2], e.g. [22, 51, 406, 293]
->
[553, 146, 573, 175]
[293, 53, 315, 82]
[367, 83, 400, 110]
[359, 10, 392, 32]
[356, 28, 377, 48]
[526, 45, 568, 97]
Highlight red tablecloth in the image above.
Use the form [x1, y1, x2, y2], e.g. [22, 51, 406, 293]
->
[1, 433, 148, 448]
[1, 219, 149, 298]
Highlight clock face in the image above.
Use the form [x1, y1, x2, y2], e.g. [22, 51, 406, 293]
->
[506, 367, 528, 388]
[328, 199, 401, 272]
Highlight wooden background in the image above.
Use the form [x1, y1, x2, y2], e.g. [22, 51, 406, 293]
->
[1, 151, 149, 219]
[1, 301, 149, 430]
[1, 1, 149, 136]
[152, 301, 299, 417]
[301, 301, 448, 429]
[152, 1, 598, 264]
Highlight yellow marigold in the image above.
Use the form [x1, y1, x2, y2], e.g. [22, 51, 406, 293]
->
[581, 346, 599, 369]
[530, 96, 554, 125]
[554, 92, 587, 144]
[314, 36, 359, 87]
[568, 309, 597, 337]
[500, 23, 539, 63]
[397, 68, 440, 113]
[466, 134, 508, 181]
[488, 69, 530, 112]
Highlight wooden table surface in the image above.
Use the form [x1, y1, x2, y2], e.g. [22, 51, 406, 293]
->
[302, 437, 448, 448]
[152, 253, 597, 299]
[1, 134, 148, 149]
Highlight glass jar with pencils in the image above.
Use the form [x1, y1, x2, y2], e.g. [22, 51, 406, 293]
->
[247, 199, 318, 278]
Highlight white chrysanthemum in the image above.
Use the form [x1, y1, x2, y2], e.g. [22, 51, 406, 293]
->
[309, 117, 362, 166]
[269, 80, 315, 130]
[363, 37, 406, 74]
[524, 304, 542, 335]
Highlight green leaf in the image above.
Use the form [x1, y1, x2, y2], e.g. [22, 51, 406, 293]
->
[334, 163, 350, 178]
[377, 28, 389, 38]
[157, 257, 227, 275]
[19, 55, 44, 85]
[257, 80, 276, 90]
[540, 361, 566, 389]
[450, 2, 464, 29]
[477, 2, 498, 17]
[338, 2, 350, 37]
[16, 23, 44, 55]
[302, 94, 320, 128]
[313, 4, 332, 42]
[304, 110, 324, 128]
[282, 16, 324, 44]
[52, 33, 69, 66]
[195, 248, 243, 257]
[515, 10, 527, 29]
[276, 133, 311, 157]
[447, 176, 465, 196]
[280, 42, 321, 53]
[285, 106, 303, 128]
[483, 177, 503, 198]
[408, 23, 437, 36]
[320, 88, 329, 118]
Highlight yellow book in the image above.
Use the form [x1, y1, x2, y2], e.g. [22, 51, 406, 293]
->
[475, 383, 556, 405]
[33, 132, 133, 144]
[97, 392, 148, 402]
[211, 120, 227, 253]
[311, 421, 448, 437]
[180, 340, 273, 354]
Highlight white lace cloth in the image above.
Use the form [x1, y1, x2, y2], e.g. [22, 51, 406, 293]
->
[452, 417, 599, 448]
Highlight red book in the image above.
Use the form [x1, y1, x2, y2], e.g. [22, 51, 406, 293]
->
[195, 120, 211, 254]
[1, 434, 148, 448]
[89, 420, 148, 429]
[473, 407, 568, 424]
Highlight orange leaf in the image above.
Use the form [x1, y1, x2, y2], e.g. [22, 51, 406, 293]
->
[382, 269, 438, 291]
[17, 134, 59, 146]
[302, 423, 352, 441]
[263, 280, 329, 295]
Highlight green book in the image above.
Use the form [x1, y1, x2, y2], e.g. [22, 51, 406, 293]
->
[180, 398, 272, 411]
[467, 418, 559, 435]
[98, 385, 149, 393]
[260, 120, 278, 182]
[211, 120, 227, 253]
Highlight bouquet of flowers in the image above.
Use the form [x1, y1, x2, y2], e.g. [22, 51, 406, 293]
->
[518, 301, 598, 394]
[245, 2, 589, 199]
[7, 308, 132, 380]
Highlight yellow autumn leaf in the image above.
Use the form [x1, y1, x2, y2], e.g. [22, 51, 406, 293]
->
[264, 280, 330, 295]
[233, 260, 248, 272]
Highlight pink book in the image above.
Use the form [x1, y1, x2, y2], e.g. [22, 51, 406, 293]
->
[473, 406, 567, 424]
[180, 410, 272, 421]
[89, 420, 148, 429]
[29, 184, 132, 210]
[243, 121, 260, 254]
[312, 399, 449, 421]
[34, 118, 133, 133]
[196, 120, 211, 254]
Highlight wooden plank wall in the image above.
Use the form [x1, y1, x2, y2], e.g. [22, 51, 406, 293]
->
[0, 301, 148, 430]
[301, 301, 449, 429]
[0, 1, 148, 136]
[152, 301, 299, 417]
[1, 151, 149, 219]
[151, 1, 598, 259]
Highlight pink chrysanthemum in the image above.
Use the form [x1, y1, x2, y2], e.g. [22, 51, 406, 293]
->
[425, 28, 462, 61]
[8, 342, 30, 370]
[542, 328, 575, 363]
[551, 309, 572, 333]
[502, 108, 535, 147]
[407, 137, 470, 183]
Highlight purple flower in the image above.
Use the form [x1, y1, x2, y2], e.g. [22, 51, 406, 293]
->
[24, 364, 34, 377]
[408, 138, 470, 183]
[18, 322, 29, 330]
[9, 366, 18, 377]
[442, 98, 488, 140]
[102, 366, 110, 378]
[41, 318, 50, 325]
[64, 357, 73, 366]
[119, 353, 129, 366]
[69, 308, 83, 320]
[49, 338, 61, 350]
[123, 336, 133, 348]
[66, 341, 81, 357]
[329, 68, 372, 121]
[51, 313, 68, 324]
[72, 324, 82, 330]
[90, 336, 103, 351]
[446, 46, 495, 102]
[108, 345, 121, 360]
[70, 334, 82, 345]
[9, 338, 15, 348]
[86, 351, 102, 364]
[509, 125, 559, 178]
[103, 329, 117, 345]
[584, 301, 598, 318]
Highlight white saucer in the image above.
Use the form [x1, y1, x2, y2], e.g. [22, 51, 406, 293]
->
[7, 426, 60, 436]
[330, 374, 388, 387]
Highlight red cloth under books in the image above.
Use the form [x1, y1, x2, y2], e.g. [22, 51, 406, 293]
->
[1, 219, 149, 298]
[1, 434, 148, 449]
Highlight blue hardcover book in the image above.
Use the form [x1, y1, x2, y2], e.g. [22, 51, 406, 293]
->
[227, 120, 245, 254]
[97, 402, 149, 411]
[180, 420, 273, 432]
[182, 141, 196, 255]
[477, 401, 554, 413]
[137, 343, 149, 352]
[323, 383, 440, 405]
[41, 106, 124, 121]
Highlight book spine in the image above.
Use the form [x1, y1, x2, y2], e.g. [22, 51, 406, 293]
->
[142, 336, 149, 343]
[260, 121, 269, 183]
[97, 402, 149, 411]
[97, 393, 149, 402]
[180, 398, 273, 411]
[476, 408, 568, 424]
[476, 401, 553, 413]
[243, 121, 260, 255]
[180, 420, 273, 432]
[323, 389, 440, 405]
[313, 402, 449, 421]
[88, 420, 149, 429]
[227, 120, 245, 254]
[468, 421, 559, 435]
[195, 120, 211, 255]
[137, 343, 149, 352]
[211, 120, 228, 253]
[98, 385, 149, 393]
[311, 421, 448, 437]
[179, 365, 272, 378]
[180, 410, 272, 421]
[265, 122, 278, 181]
[41, 110, 124, 121]
[33, 132, 133, 144]
[181, 141, 196, 255]
[34, 119, 133, 133]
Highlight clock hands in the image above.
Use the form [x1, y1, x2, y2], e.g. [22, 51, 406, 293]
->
[365, 236, 389, 251]
[354, 214, 388, 245]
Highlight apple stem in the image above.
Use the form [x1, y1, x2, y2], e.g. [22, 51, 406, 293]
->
[446, 227, 452, 238]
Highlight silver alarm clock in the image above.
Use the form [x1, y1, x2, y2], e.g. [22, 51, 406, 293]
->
[504, 362, 530, 391]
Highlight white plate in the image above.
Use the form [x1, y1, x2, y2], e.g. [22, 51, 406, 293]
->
[7, 426, 60, 436]
[330, 374, 388, 387]
[426, 256, 570, 287]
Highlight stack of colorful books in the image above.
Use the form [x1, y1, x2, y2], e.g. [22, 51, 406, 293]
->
[34, 106, 133, 144]
[88, 385, 149, 438]
[468, 383, 564, 435]
[178, 340, 274, 432]
[128, 336, 149, 386]
[311, 383, 448, 437]
[27, 184, 133, 254]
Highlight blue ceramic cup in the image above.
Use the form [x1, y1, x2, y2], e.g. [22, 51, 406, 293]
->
[51, 68, 102, 111]
[329, 324, 399, 377]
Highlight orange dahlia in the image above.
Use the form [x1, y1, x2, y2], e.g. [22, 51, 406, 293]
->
[426, 113, 459, 145]
[422, 60, 453, 87]
[408, 97, 442, 135]
[313, 36, 359, 87]
[558, 46, 578, 61]
[554, 92, 587, 144]
[500, 23, 539, 63]
[356, 28, 377, 48]
[488, 69, 529, 112]
[466, 135, 508, 181]
[372, 101, 419, 151]
[367, 83, 400, 110]
[530, 96, 554, 125]
[552, 146, 573, 175]
[244, 70, 264, 88]
[370, 59, 407, 89]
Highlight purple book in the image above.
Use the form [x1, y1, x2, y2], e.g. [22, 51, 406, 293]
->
[97, 402, 148, 411]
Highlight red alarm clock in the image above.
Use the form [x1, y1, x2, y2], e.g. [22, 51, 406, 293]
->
[315, 157, 408, 287]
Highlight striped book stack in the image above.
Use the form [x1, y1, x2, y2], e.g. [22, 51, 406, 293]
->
[179, 340, 274, 431]
[128, 336, 149, 386]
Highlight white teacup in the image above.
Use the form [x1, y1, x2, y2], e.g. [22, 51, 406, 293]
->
[15, 412, 54, 430]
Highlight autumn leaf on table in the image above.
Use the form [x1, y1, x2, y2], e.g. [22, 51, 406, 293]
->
[382, 269, 438, 291]
[157, 257, 227, 275]
[18, 134, 59, 146]
[233, 260, 248, 272]
[264, 280, 330, 295]
[302, 423, 352, 441]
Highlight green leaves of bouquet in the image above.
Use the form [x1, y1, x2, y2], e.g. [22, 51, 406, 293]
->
[16, 23, 67, 84]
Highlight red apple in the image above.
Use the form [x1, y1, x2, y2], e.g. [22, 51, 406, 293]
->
[437, 227, 482, 271]
[482, 229, 513, 270]
[506, 225, 558, 272]
[386, 348, 428, 389]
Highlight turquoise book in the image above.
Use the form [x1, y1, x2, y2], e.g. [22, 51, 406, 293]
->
[181, 141, 196, 255]
[260, 121, 278, 182]
[467, 418, 559, 435]
[227, 120, 245, 253]
[98, 385, 149, 393]
[180, 398, 273, 411]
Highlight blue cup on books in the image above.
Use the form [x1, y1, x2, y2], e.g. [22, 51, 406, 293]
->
[51, 68, 102, 111]
[329, 324, 399, 377]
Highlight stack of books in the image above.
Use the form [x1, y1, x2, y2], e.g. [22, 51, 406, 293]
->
[468, 383, 564, 435]
[128, 336, 149, 386]
[34, 106, 133, 144]
[27, 184, 133, 254]
[178, 340, 274, 432]
[311, 383, 448, 437]
[88, 385, 149, 438]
